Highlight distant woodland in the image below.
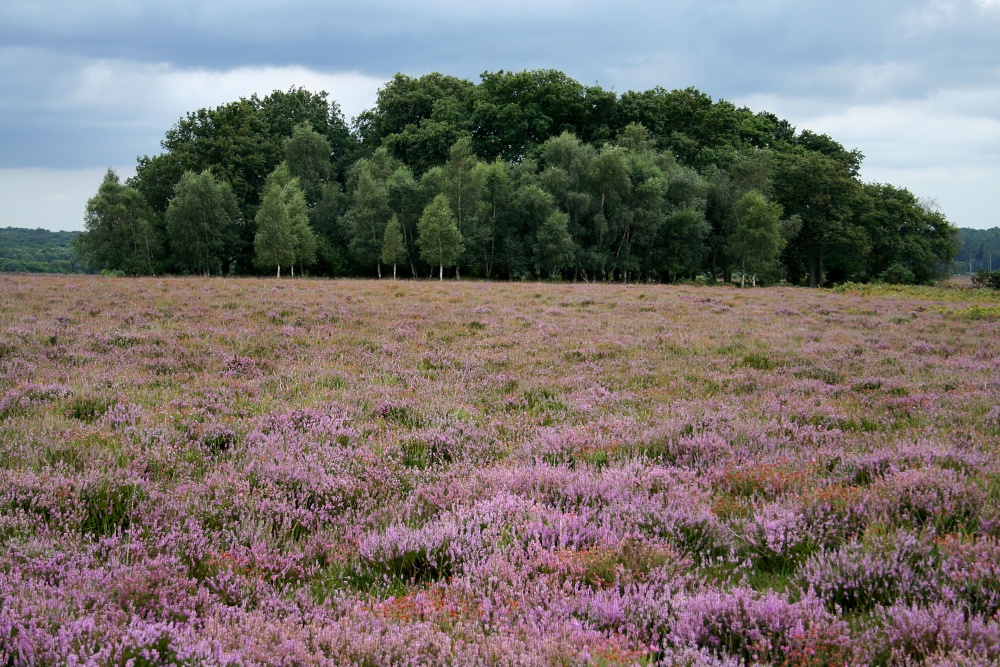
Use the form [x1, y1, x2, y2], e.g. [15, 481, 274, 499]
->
[65, 70, 962, 284]
[954, 227, 1000, 274]
[0, 228, 83, 273]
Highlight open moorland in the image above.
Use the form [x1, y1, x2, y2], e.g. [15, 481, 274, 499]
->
[2, 274, 1000, 666]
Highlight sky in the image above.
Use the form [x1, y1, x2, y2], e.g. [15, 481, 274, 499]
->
[1, 0, 998, 231]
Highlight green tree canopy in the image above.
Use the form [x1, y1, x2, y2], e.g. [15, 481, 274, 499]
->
[417, 194, 465, 280]
[132, 88, 354, 274]
[345, 152, 395, 277]
[165, 170, 239, 276]
[253, 165, 313, 277]
[84, 72, 956, 285]
[254, 179, 294, 277]
[534, 211, 577, 278]
[728, 190, 785, 286]
[284, 121, 333, 204]
[75, 169, 157, 275]
[381, 213, 407, 279]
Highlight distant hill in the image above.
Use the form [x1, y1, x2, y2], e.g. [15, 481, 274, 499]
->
[0, 227, 85, 273]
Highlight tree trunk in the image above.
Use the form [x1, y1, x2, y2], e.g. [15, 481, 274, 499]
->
[377, 263, 382, 279]
[439, 265, 444, 281]
[393, 263, 397, 280]
[277, 264, 281, 278]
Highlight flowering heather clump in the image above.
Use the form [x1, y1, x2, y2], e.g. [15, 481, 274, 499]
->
[1, 274, 999, 665]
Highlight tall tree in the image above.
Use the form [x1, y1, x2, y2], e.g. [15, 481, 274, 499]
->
[442, 137, 486, 277]
[588, 144, 632, 278]
[261, 163, 315, 276]
[386, 165, 422, 276]
[534, 211, 577, 278]
[254, 181, 293, 277]
[107, 72, 958, 284]
[345, 158, 393, 277]
[309, 183, 350, 276]
[657, 207, 710, 281]
[727, 191, 785, 287]
[354, 73, 476, 173]
[252, 166, 314, 277]
[773, 148, 865, 286]
[417, 194, 464, 280]
[287, 185, 317, 276]
[858, 183, 957, 284]
[538, 133, 597, 277]
[473, 69, 616, 162]
[381, 214, 407, 279]
[618, 86, 741, 164]
[477, 160, 513, 278]
[75, 169, 157, 275]
[165, 170, 238, 276]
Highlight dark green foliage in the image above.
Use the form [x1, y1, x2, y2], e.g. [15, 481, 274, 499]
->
[69, 70, 957, 284]
[474, 69, 617, 161]
[972, 269, 1000, 290]
[75, 169, 157, 275]
[67, 395, 115, 423]
[381, 214, 406, 278]
[165, 170, 239, 275]
[955, 227, 1000, 274]
[534, 211, 577, 277]
[131, 88, 353, 275]
[879, 263, 918, 285]
[417, 194, 464, 279]
[740, 352, 776, 371]
[355, 72, 476, 174]
[772, 149, 866, 287]
[284, 121, 333, 204]
[0, 228, 83, 273]
[860, 183, 957, 285]
[80, 479, 146, 536]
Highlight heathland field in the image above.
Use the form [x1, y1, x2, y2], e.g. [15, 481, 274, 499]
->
[2, 275, 1000, 666]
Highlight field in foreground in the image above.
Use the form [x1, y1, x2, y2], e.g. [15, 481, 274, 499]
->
[2, 275, 1000, 666]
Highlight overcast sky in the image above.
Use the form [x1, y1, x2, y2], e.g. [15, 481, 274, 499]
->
[1, 0, 998, 231]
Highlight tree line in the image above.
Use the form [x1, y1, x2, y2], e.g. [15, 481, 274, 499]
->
[953, 227, 1000, 274]
[74, 71, 959, 285]
[1, 228, 83, 274]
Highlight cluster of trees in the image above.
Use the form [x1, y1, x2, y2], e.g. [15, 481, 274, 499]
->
[74, 71, 958, 285]
[954, 227, 1000, 274]
[1, 228, 82, 273]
